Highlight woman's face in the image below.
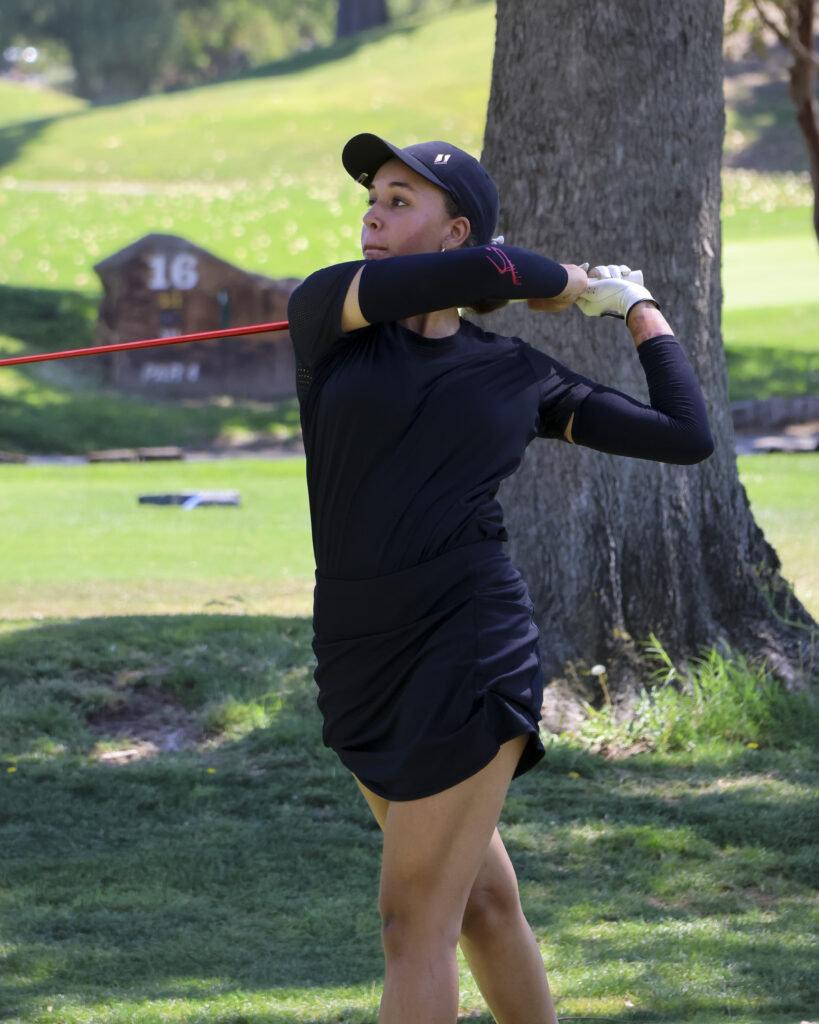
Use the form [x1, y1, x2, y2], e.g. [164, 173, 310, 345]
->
[361, 157, 469, 260]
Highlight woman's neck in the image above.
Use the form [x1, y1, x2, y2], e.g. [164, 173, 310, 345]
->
[400, 307, 461, 338]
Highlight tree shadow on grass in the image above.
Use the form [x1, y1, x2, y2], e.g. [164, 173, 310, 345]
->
[723, 48, 808, 175]
[0, 284, 99, 354]
[724, 344, 819, 403]
[238, 21, 421, 83]
[1, 615, 817, 1022]
[0, 111, 86, 172]
[154, 13, 427, 101]
[0, 614, 385, 1019]
[502, 749, 818, 1018]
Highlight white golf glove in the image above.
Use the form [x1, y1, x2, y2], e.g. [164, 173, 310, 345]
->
[576, 263, 658, 321]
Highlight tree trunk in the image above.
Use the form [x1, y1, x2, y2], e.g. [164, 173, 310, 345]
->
[788, 0, 819, 244]
[336, 0, 389, 39]
[481, 0, 816, 702]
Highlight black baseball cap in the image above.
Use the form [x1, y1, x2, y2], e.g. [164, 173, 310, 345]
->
[342, 132, 499, 245]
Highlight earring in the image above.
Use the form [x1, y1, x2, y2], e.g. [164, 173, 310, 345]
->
[441, 246, 447, 253]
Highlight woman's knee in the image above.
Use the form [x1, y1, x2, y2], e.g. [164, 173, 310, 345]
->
[379, 877, 463, 956]
[460, 870, 523, 940]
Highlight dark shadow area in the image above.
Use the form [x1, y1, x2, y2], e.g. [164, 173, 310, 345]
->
[0, 110, 86, 172]
[0, 285, 300, 454]
[1, 614, 816, 1022]
[0, 283, 99, 357]
[235, 22, 420, 83]
[723, 51, 808, 174]
[512, 751, 818, 878]
[724, 344, 819, 402]
[155, 17, 426, 102]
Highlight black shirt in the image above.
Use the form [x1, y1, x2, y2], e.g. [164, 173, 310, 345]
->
[288, 255, 713, 579]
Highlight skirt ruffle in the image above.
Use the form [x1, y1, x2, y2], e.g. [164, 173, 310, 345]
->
[312, 540, 544, 800]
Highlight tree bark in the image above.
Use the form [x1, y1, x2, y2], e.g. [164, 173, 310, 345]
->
[788, 0, 819, 243]
[336, 0, 389, 39]
[481, 0, 816, 701]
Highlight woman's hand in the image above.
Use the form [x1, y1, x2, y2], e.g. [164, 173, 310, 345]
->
[576, 264, 674, 347]
[576, 264, 657, 321]
[527, 263, 588, 313]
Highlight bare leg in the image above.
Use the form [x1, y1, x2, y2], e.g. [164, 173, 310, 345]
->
[358, 736, 528, 1024]
[459, 829, 558, 1024]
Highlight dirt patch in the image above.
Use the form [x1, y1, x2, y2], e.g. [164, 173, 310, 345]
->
[87, 677, 203, 762]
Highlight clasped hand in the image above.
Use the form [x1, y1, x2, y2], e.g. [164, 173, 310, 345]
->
[528, 263, 657, 322]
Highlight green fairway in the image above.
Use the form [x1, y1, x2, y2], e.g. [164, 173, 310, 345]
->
[1, 454, 816, 626]
[720, 170, 819, 401]
[0, 459, 314, 620]
[0, 78, 85, 125]
[738, 453, 818, 619]
[722, 236, 819, 310]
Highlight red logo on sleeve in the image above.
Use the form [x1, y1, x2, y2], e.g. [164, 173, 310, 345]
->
[484, 246, 520, 286]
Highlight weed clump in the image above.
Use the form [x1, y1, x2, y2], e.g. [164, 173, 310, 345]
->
[567, 636, 819, 754]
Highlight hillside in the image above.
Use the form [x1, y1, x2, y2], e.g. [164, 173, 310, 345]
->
[0, 2, 816, 454]
[0, 5, 495, 287]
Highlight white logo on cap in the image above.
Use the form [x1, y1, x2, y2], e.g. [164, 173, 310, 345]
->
[434, 154, 451, 165]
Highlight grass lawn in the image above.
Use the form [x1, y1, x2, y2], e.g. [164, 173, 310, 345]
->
[1, 605, 817, 1024]
[721, 171, 819, 402]
[0, 24, 817, 1023]
[738, 453, 818, 619]
[0, 454, 816, 624]
[0, 459, 314, 620]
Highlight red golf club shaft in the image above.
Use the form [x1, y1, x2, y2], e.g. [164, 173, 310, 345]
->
[0, 320, 290, 367]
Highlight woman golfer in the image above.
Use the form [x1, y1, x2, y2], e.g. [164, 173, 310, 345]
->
[287, 133, 713, 1024]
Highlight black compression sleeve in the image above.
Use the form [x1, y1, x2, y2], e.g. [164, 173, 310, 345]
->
[357, 245, 568, 324]
[571, 335, 714, 465]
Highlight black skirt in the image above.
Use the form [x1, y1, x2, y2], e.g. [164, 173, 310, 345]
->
[312, 540, 545, 801]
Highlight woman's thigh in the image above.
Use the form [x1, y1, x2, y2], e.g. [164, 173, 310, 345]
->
[376, 735, 527, 922]
[355, 775, 389, 829]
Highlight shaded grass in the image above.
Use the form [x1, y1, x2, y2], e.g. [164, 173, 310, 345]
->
[722, 304, 819, 401]
[0, 613, 817, 1024]
[0, 81, 86, 128]
[724, 67, 811, 176]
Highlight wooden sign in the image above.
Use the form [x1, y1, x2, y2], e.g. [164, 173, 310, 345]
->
[93, 234, 300, 399]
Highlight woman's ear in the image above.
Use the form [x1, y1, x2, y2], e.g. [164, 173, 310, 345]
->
[444, 216, 471, 249]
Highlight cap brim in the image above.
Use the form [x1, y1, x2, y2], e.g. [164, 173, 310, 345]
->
[342, 132, 448, 193]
